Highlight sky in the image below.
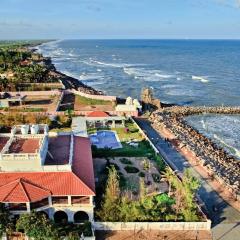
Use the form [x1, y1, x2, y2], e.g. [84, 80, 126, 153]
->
[0, 0, 240, 39]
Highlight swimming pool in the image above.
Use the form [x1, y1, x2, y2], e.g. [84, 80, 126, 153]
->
[89, 130, 122, 149]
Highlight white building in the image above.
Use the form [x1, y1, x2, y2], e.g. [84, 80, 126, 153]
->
[0, 124, 95, 224]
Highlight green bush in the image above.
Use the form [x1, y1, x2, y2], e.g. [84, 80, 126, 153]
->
[152, 173, 161, 183]
[138, 172, 145, 178]
[124, 165, 139, 174]
[120, 158, 132, 165]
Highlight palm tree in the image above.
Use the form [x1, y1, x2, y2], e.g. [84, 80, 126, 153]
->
[162, 167, 175, 196]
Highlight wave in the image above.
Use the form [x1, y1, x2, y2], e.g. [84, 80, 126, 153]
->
[81, 59, 146, 69]
[79, 72, 105, 81]
[123, 67, 175, 82]
[201, 119, 207, 130]
[192, 75, 209, 83]
[213, 134, 240, 158]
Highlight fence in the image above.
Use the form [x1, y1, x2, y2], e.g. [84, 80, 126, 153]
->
[94, 221, 211, 231]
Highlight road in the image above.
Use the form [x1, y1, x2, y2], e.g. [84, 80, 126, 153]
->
[135, 118, 240, 240]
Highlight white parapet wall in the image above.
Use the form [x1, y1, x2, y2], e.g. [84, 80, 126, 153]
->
[94, 220, 212, 231]
[71, 89, 116, 101]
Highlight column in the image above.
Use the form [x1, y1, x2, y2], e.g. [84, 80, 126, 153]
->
[67, 210, 74, 223]
[48, 196, 52, 207]
[26, 202, 31, 212]
[68, 196, 71, 206]
[112, 120, 116, 128]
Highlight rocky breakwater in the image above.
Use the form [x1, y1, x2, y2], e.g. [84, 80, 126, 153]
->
[149, 106, 240, 197]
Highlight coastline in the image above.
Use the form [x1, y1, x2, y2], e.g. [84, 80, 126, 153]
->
[35, 42, 240, 210]
[33, 41, 103, 96]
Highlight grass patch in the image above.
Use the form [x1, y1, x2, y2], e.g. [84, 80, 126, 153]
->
[120, 158, 132, 165]
[124, 165, 139, 174]
[75, 95, 112, 106]
[112, 121, 144, 142]
[92, 140, 155, 158]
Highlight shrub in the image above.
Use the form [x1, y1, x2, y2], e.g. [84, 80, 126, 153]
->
[152, 173, 161, 183]
[120, 158, 132, 165]
[124, 165, 139, 174]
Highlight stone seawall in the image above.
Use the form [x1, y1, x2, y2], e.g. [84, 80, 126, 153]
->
[160, 106, 240, 116]
[150, 107, 240, 197]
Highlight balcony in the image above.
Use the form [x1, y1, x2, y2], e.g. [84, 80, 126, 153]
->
[30, 198, 49, 210]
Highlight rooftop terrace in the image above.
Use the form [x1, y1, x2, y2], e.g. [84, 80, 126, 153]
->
[0, 137, 9, 152]
[7, 138, 40, 154]
[44, 135, 71, 165]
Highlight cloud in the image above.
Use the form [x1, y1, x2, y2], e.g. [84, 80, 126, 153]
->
[214, 0, 240, 8]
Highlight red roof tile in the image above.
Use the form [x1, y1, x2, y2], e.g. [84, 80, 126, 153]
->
[0, 178, 51, 202]
[73, 136, 95, 192]
[87, 111, 109, 117]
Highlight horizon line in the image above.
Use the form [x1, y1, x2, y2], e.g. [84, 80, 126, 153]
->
[1, 38, 240, 41]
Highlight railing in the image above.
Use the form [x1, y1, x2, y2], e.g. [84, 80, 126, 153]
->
[52, 196, 68, 205]
[30, 198, 49, 210]
[8, 203, 27, 211]
[71, 196, 90, 205]
[94, 221, 212, 231]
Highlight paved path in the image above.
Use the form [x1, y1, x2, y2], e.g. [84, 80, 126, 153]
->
[135, 118, 240, 240]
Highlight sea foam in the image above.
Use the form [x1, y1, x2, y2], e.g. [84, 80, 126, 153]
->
[192, 75, 209, 83]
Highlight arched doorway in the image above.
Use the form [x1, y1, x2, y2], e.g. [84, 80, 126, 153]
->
[54, 211, 68, 224]
[73, 211, 89, 223]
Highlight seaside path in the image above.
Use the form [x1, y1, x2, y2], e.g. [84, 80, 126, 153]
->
[135, 118, 240, 240]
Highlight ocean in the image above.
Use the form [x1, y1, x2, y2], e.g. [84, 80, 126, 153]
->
[37, 39, 240, 159]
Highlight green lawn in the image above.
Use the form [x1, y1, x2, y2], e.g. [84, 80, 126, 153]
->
[75, 95, 113, 106]
[112, 121, 144, 141]
[92, 140, 155, 158]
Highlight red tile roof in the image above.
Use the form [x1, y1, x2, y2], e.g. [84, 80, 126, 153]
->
[87, 111, 109, 117]
[0, 178, 51, 202]
[73, 136, 95, 192]
[0, 171, 95, 203]
[0, 136, 95, 203]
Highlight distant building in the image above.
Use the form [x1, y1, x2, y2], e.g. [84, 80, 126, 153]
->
[116, 97, 142, 117]
[0, 125, 95, 224]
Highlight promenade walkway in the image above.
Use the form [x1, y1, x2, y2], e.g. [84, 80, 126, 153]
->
[135, 118, 240, 240]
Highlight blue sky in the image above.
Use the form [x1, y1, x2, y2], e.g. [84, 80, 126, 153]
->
[0, 0, 240, 39]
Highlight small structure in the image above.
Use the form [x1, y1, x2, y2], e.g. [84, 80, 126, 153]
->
[115, 104, 139, 117]
[125, 96, 133, 106]
[116, 96, 142, 117]
[72, 111, 125, 136]
[86, 111, 125, 128]
[0, 93, 26, 108]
